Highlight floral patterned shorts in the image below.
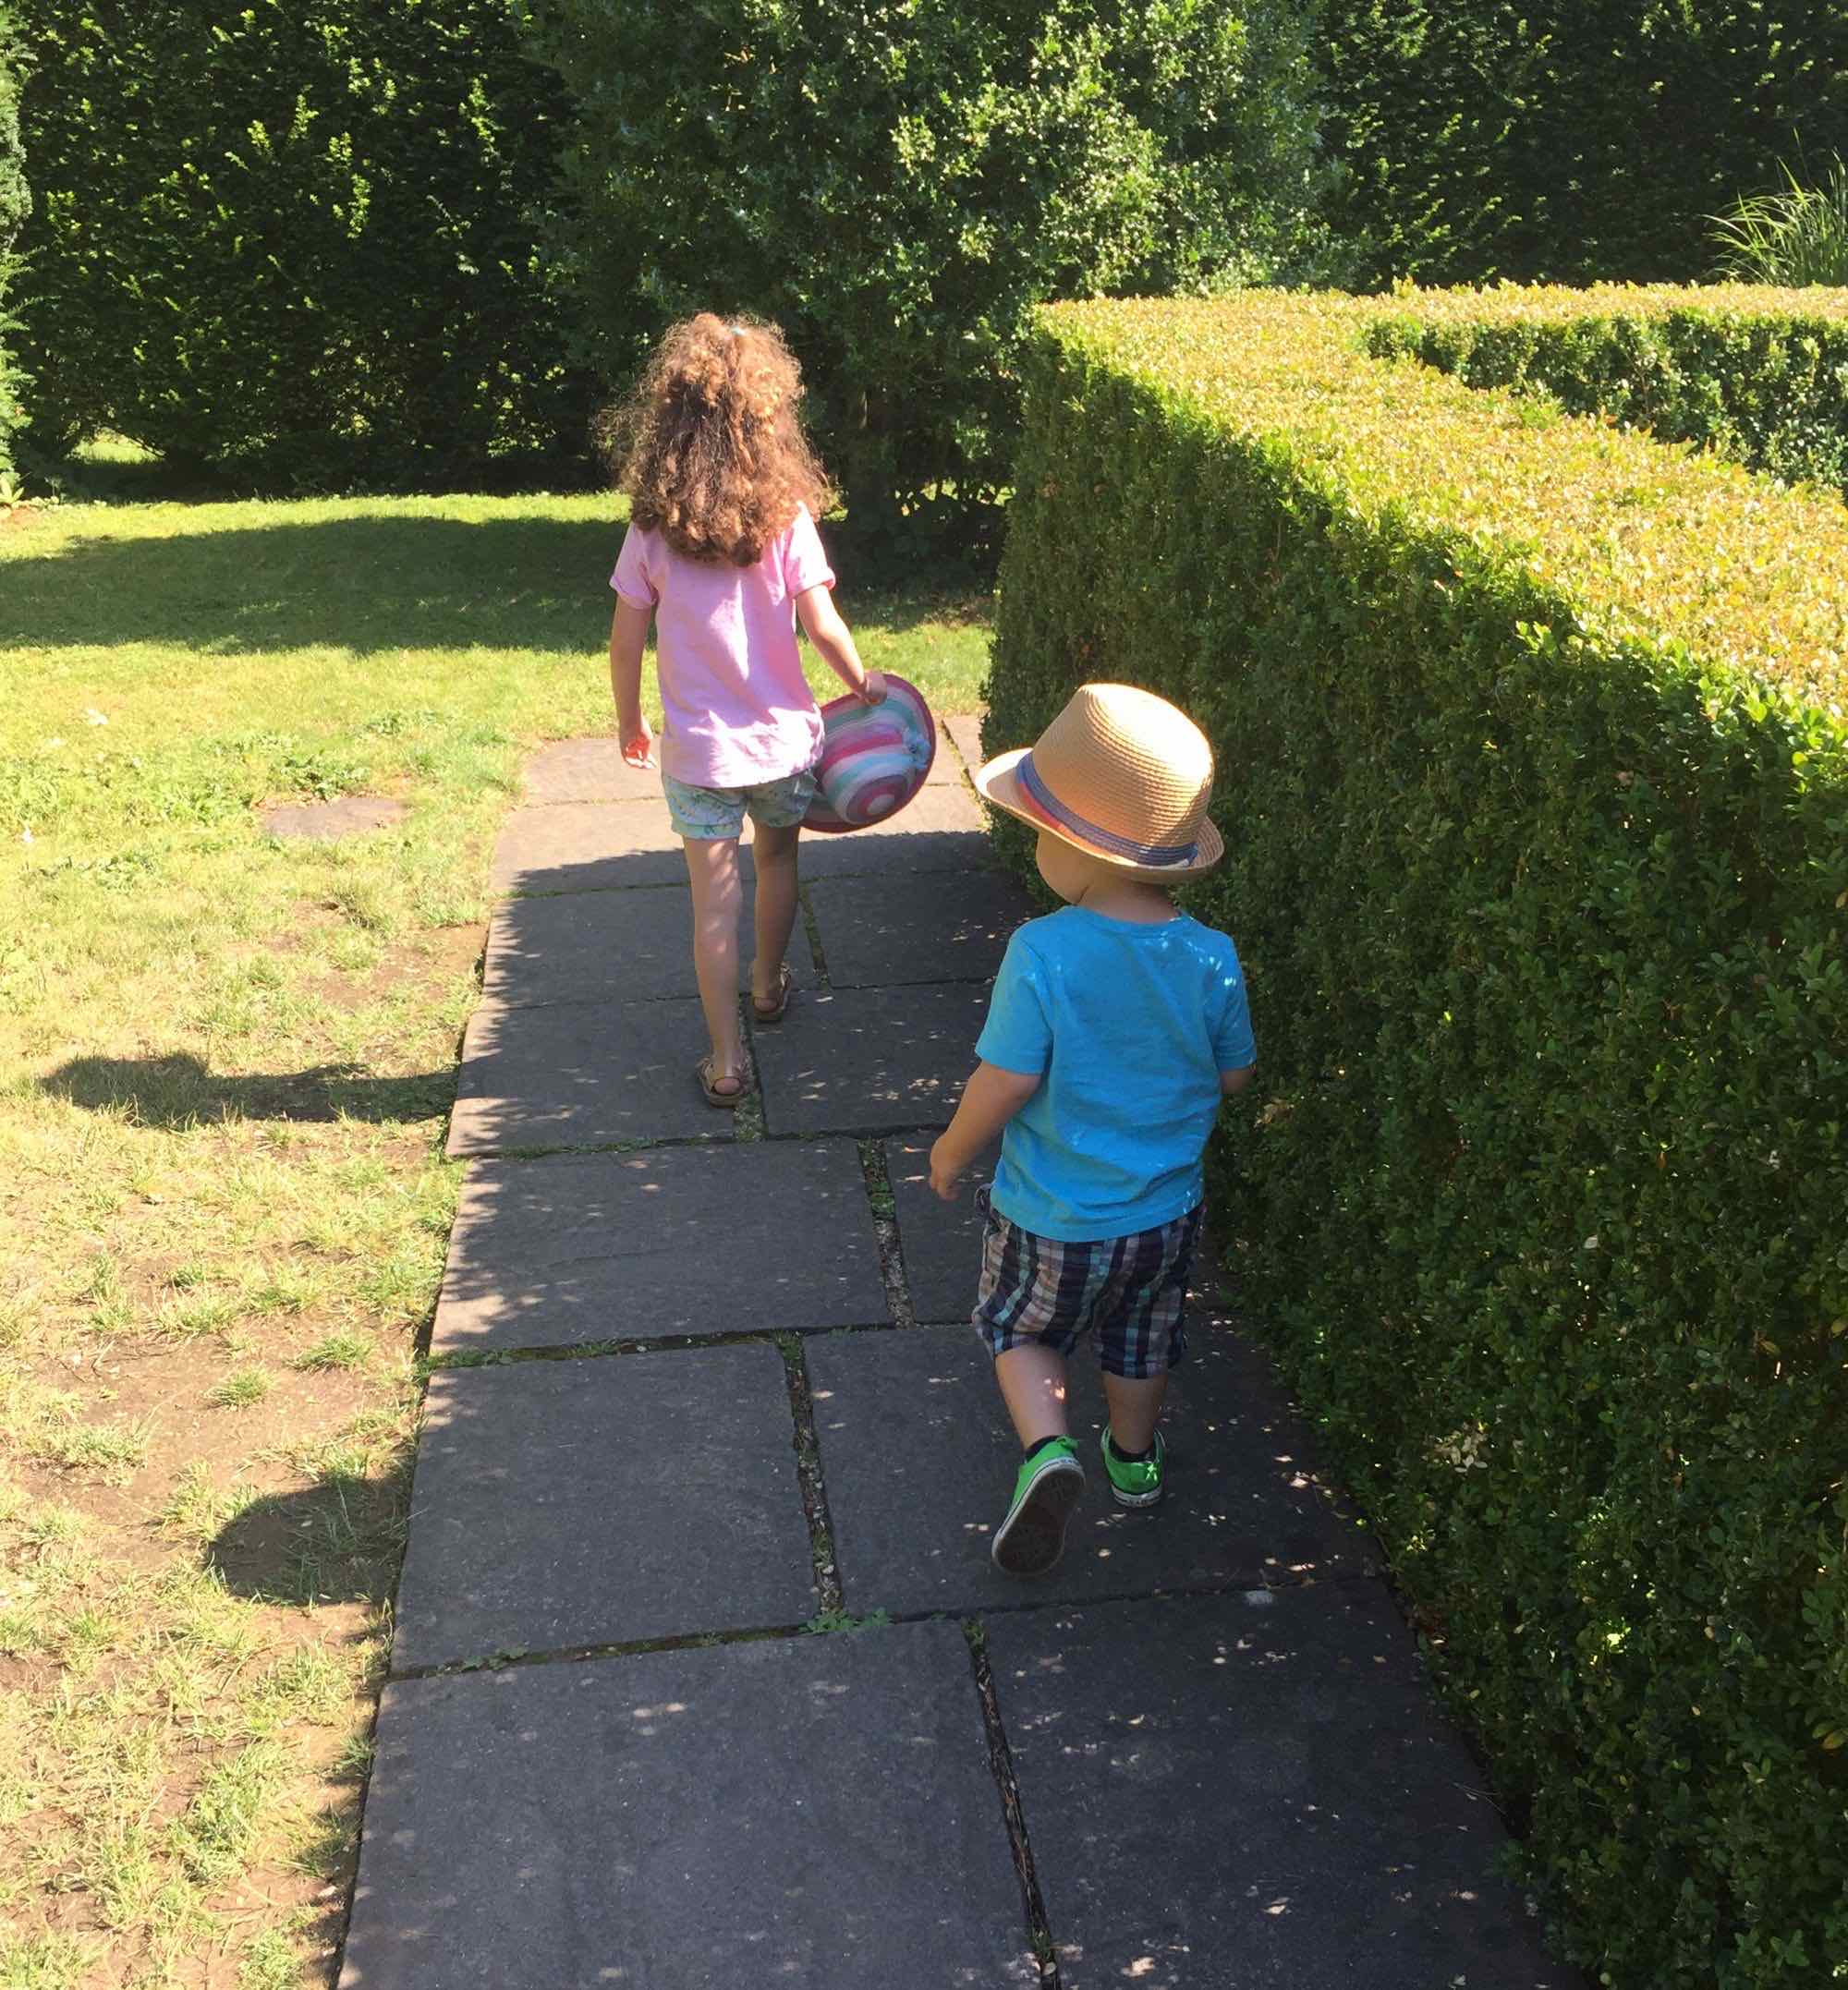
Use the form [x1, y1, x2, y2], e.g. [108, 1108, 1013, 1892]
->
[662, 769, 817, 840]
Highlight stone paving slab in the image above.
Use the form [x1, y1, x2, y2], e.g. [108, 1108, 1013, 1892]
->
[987, 1588, 1571, 1988]
[261, 795, 408, 839]
[807, 868, 1034, 988]
[448, 997, 724, 1156]
[808, 1321, 1369, 1617]
[887, 1136, 999, 1322]
[341, 1623, 1034, 1989]
[481, 883, 811, 1007]
[523, 736, 661, 804]
[490, 799, 689, 893]
[753, 984, 990, 1135]
[392, 1345, 814, 1669]
[432, 1141, 889, 1354]
[942, 711, 988, 776]
[796, 783, 991, 878]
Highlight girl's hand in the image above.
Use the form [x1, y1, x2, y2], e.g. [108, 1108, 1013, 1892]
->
[855, 671, 886, 707]
[619, 714, 656, 769]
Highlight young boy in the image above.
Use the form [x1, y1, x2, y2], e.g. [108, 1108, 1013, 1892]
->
[929, 683, 1256, 1577]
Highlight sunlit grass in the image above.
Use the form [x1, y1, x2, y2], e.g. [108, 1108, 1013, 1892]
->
[0, 484, 992, 1981]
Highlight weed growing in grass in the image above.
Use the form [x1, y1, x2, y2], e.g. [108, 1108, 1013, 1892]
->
[207, 1369, 273, 1410]
[293, 1331, 372, 1373]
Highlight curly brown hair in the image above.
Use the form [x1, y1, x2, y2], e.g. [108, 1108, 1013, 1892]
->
[603, 313, 835, 565]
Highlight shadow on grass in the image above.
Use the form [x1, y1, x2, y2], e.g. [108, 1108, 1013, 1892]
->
[41, 1052, 454, 1128]
[5, 509, 993, 657]
[5, 515, 622, 656]
[209, 1471, 407, 1608]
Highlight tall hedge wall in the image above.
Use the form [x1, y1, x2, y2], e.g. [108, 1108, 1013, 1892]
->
[16, 0, 579, 490]
[989, 290, 1848, 1985]
[525, 0, 1344, 551]
[1319, 3, 1848, 286]
[0, 2, 26, 488]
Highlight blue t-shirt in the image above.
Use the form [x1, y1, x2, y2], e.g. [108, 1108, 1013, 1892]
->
[976, 906, 1257, 1243]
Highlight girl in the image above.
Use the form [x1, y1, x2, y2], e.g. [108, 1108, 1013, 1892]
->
[607, 314, 881, 1106]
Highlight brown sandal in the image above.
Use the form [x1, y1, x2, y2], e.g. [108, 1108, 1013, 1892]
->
[749, 964, 794, 1025]
[696, 1054, 748, 1109]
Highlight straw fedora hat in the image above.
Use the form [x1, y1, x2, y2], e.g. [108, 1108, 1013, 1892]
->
[974, 683, 1223, 880]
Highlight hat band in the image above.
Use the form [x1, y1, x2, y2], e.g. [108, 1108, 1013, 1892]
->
[1019, 754, 1198, 868]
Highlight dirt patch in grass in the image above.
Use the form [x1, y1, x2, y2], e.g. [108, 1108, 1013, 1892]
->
[307, 920, 483, 1016]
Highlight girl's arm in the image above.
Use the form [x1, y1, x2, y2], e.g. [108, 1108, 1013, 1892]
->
[794, 585, 882, 705]
[609, 601, 655, 767]
[929, 1062, 1041, 1200]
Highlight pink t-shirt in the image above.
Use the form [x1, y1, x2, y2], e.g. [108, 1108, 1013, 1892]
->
[610, 505, 835, 788]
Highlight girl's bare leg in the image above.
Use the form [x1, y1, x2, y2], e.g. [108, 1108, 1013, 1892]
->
[748, 820, 801, 1006]
[683, 836, 745, 1089]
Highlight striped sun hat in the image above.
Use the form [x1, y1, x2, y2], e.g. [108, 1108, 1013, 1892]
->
[805, 674, 938, 832]
[973, 683, 1223, 880]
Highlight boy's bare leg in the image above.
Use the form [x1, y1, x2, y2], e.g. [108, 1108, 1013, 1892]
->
[994, 1343, 1070, 1449]
[748, 820, 801, 1004]
[1102, 1370, 1168, 1454]
[683, 836, 745, 1086]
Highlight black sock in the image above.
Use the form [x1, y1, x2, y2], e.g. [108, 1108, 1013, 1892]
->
[1023, 1434, 1065, 1462]
[1106, 1430, 1153, 1463]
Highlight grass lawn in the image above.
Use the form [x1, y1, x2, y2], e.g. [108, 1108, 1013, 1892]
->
[0, 483, 992, 1986]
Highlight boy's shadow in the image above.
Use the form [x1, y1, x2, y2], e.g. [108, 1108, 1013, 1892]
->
[41, 1051, 454, 1129]
[207, 1473, 407, 1610]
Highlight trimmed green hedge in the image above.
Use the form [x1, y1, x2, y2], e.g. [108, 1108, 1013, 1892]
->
[1367, 283, 1848, 501]
[17, 0, 580, 490]
[990, 289, 1848, 1986]
[0, 2, 25, 488]
[524, 0, 1344, 552]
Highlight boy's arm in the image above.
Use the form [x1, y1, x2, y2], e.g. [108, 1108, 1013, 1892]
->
[929, 1062, 1040, 1201]
[794, 584, 882, 705]
[1221, 1063, 1256, 1097]
[609, 600, 655, 767]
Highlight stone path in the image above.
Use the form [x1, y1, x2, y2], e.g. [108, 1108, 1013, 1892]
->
[338, 729, 1573, 1988]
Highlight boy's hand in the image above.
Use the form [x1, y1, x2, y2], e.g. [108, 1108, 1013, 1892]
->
[928, 1135, 964, 1202]
[619, 714, 656, 770]
[855, 670, 886, 707]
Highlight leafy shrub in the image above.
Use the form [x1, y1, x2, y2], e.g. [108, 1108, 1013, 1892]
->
[1366, 282, 1848, 502]
[0, 3, 26, 488]
[16, 0, 583, 490]
[990, 289, 1848, 1986]
[1319, 3, 1848, 286]
[524, 0, 1346, 552]
[1711, 155, 1848, 288]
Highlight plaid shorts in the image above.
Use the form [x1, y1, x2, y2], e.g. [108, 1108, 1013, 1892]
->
[972, 1190, 1203, 1379]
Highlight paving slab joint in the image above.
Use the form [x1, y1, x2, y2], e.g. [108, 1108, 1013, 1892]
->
[857, 1139, 918, 1329]
[728, 995, 768, 1142]
[964, 1619, 1063, 1987]
[422, 1324, 900, 1373]
[391, 1618, 808, 1684]
[796, 880, 833, 990]
[776, 1333, 846, 1616]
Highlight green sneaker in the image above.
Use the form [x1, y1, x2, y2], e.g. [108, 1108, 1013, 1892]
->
[1100, 1427, 1166, 1508]
[991, 1439, 1085, 1578]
